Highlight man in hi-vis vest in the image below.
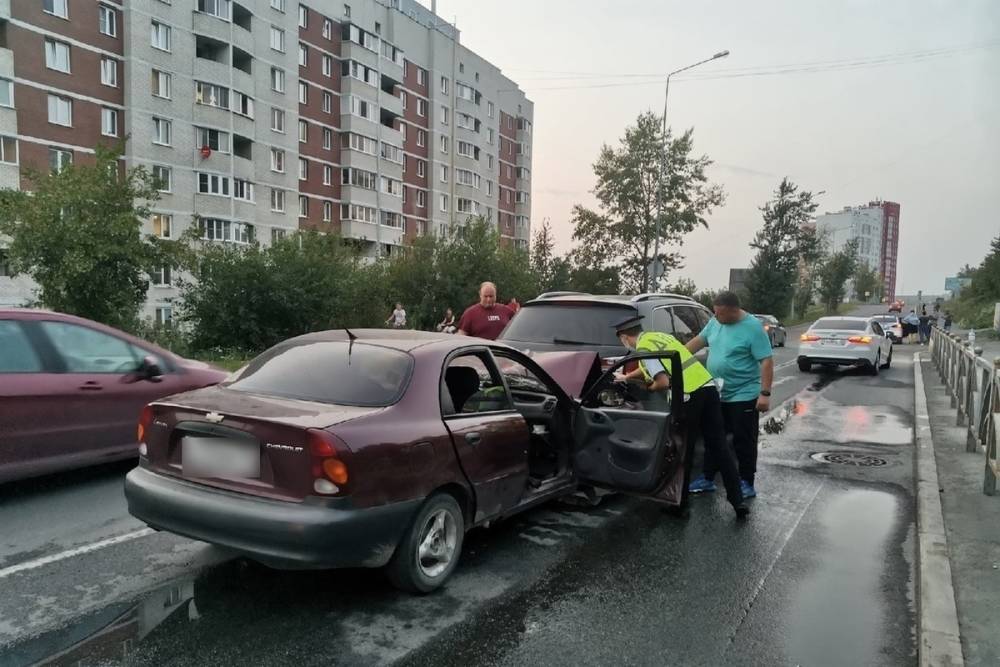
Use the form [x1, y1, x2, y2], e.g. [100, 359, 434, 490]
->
[612, 315, 749, 519]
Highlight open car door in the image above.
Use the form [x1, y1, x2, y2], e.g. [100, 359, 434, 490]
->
[571, 351, 689, 506]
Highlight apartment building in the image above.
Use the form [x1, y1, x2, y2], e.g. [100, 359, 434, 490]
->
[815, 200, 901, 301]
[0, 0, 534, 320]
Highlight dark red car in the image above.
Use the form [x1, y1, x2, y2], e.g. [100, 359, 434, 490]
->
[0, 309, 228, 484]
[125, 330, 688, 593]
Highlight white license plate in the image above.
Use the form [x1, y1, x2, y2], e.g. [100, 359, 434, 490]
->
[820, 339, 844, 346]
[182, 436, 260, 479]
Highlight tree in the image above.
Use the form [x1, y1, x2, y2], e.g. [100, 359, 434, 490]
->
[744, 178, 822, 317]
[816, 239, 859, 313]
[853, 263, 881, 303]
[570, 112, 724, 293]
[667, 277, 697, 297]
[0, 144, 182, 331]
[952, 235, 1000, 328]
[530, 219, 557, 291]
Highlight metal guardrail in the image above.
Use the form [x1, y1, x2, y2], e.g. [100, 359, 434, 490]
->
[929, 326, 1000, 495]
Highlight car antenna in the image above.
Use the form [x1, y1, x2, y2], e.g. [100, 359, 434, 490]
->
[345, 328, 357, 364]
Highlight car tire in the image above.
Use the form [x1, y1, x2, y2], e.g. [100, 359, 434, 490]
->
[881, 347, 893, 369]
[386, 493, 465, 594]
[798, 359, 811, 372]
[869, 352, 881, 376]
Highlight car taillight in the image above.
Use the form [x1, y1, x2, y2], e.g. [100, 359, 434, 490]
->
[801, 334, 820, 342]
[308, 429, 349, 494]
[847, 336, 872, 344]
[137, 405, 154, 457]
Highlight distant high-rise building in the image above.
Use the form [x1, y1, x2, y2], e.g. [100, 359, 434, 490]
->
[815, 200, 901, 301]
[0, 0, 533, 318]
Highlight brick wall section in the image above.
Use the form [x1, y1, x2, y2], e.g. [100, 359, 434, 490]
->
[12, 1, 124, 55]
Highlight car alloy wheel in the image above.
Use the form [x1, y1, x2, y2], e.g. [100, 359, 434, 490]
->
[417, 508, 458, 578]
[881, 347, 893, 369]
[869, 352, 880, 376]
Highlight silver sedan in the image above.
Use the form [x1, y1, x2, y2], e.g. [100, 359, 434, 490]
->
[797, 316, 893, 375]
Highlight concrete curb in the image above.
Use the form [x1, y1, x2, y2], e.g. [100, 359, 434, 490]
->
[913, 352, 965, 666]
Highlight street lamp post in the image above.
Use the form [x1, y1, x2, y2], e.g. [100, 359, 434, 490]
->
[650, 50, 729, 290]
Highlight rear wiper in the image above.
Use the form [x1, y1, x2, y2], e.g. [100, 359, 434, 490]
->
[552, 337, 605, 346]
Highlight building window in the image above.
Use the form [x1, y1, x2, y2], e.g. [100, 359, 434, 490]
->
[44, 0, 69, 19]
[459, 62, 464, 74]
[155, 307, 172, 328]
[380, 142, 403, 164]
[151, 70, 171, 98]
[417, 130, 426, 147]
[0, 136, 18, 164]
[271, 108, 285, 133]
[270, 0, 285, 11]
[341, 168, 377, 190]
[417, 160, 425, 177]
[201, 219, 253, 244]
[100, 58, 117, 87]
[322, 55, 333, 77]
[440, 76, 449, 94]
[0, 79, 12, 108]
[322, 92, 333, 113]
[152, 213, 172, 238]
[233, 91, 253, 118]
[298, 119, 308, 142]
[47, 95, 72, 126]
[101, 108, 118, 136]
[323, 165, 332, 185]
[323, 201, 332, 222]
[486, 180, 493, 196]
[99, 4, 117, 36]
[152, 117, 171, 145]
[234, 179, 254, 202]
[343, 95, 377, 122]
[488, 154, 494, 169]
[342, 133, 377, 155]
[49, 148, 72, 172]
[380, 176, 402, 197]
[323, 20, 332, 39]
[44, 39, 71, 73]
[440, 135, 449, 153]
[441, 106, 449, 125]
[417, 68, 426, 86]
[298, 5, 308, 28]
[152, 165, 171, 192]
[270, 67, 285, 93]
[196, 127, 229, 152]
[195, 82, 229, 109]
[439, 194, 449, 212]
[270, 148, 285, 172]
[298, 81, 308, 104]
[198, 0, 232, 19]
[417, 99, 426, 117]
[298, 158, 308, 180]
[440, 166, 448, 183]
[487, 128, 494, 145]
[151, 21, 171, 52]
[401, 91, 407, 110]
[198, 172, 230, 196]
[298, 43, 308, 67]
[270, 27, 285, 53]
[344, 4, 351, 18]
[270, 188, 285, 212]
[417, 190, 426, 208]
[298, 195, 308, 218]
[323, 128, 333, 150]
[152, 265, 172, 287]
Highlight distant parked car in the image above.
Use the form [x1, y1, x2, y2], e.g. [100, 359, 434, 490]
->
[0, 309, 228, 484]
[888, 300, 905, 313]
[125, 330, 689, 593]
[872, 314, 904, 343]
[797, 316, 893, 375]
[753, 314, 787, 347]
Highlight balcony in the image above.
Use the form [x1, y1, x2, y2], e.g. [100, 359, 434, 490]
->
[378, 89, 403, 120]
[341, 219, 404, 247]
[340, 112, 380, 138]
[341, 42, 379, 72]
[341, 149, 378, 174]
[516, 152, 531, 168]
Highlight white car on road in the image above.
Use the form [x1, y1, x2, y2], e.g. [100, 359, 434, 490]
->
[797, 316, 893, 375]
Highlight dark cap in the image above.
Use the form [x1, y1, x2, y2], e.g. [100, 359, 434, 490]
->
[612, 315, 644, 334]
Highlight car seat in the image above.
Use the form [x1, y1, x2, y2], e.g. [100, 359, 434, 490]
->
[445, 366, 481, 414]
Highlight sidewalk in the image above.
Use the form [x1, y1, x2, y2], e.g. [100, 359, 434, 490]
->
[920, 354, 1000, 665]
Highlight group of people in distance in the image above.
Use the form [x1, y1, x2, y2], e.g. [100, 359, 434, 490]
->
[384, 282, 520, 338]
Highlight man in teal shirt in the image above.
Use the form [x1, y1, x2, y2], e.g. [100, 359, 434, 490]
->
[685, 291, 773, 498]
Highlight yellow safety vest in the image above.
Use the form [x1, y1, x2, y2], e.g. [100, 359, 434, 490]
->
[636, 331, 713, 394]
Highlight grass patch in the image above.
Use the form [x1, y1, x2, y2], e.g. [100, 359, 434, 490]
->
[194, 354, 253, 371]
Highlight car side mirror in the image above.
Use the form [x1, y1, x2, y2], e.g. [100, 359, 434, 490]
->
[138, 355, 163, 382]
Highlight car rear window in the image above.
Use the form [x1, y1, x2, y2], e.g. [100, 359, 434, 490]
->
[224, 341, 413, 406]
[499, 304, 633, 346]
[812, 318, 869, 330]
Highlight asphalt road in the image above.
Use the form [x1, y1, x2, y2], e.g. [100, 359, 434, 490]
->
[0, 306, 919, 666]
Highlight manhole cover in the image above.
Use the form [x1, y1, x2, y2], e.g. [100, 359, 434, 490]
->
[810, 452, 889, 467]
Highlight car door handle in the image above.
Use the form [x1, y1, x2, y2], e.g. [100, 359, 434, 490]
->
[79, 381, 103, 391]
[465, 432, 482, 445]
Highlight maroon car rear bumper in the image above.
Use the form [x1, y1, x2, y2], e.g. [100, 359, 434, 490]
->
[125, 466, 422, 569]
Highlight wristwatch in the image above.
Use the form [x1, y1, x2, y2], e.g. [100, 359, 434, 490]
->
[760, 390, 772, 397]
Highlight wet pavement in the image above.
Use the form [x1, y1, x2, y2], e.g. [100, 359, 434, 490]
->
[0, 310, 920, 666]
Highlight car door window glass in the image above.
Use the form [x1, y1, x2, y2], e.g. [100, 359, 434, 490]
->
[650, 307, 673, 334]
[871, 322, 884, 337]
[694, 307, 712, 330]
[443, 354, 511, 415]
[39, 321, 139, 373]
[494, 354, 550, 394]
[0, 320, 43, 372]
[668, 307, 694, 343]
[128, 343, 169, 372]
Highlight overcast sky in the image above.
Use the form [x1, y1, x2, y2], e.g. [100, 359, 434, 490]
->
[429, 0, 999, 295]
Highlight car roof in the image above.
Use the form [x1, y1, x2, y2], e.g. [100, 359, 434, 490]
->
[283, 328, 509, 353]
[811, 316, 871, 324]
[524, 294, 702, 307]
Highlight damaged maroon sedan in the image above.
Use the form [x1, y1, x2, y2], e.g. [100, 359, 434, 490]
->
[125, 330, 686, 592]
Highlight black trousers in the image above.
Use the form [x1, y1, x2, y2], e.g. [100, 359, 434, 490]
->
[704, 397, 760, 486]
[680, 386, 743, 508]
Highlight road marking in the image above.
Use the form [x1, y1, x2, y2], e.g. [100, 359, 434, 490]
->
[0, 528, 154, 579]
[775, 359, 798, 372]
